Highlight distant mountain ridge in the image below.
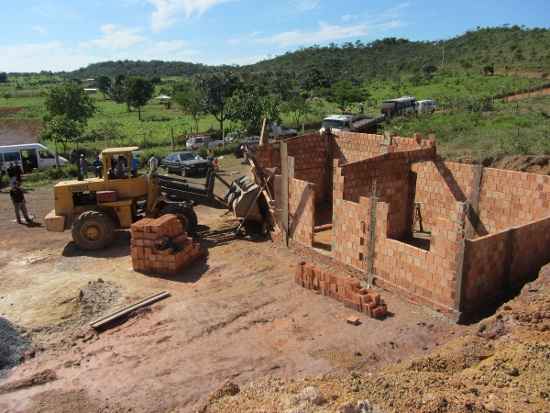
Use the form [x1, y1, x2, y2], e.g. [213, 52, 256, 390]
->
[70, 26, 550, 81]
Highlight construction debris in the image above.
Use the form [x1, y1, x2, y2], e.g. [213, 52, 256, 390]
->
[89, 291, 170, 330]
[131, 214, 203, 274]
[295, 262, 388, 319]
[346, 316, 361, 326]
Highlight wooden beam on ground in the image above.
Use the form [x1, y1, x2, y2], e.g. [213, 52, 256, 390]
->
[90, 291, 170, 330]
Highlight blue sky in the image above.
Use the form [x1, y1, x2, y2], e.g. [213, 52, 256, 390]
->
[1, 0, 549, 72]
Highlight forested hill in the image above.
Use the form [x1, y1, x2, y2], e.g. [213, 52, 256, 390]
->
[69, 26, 550, 81]
[246, 27, 550, 82]
[69, 60, 225, 78]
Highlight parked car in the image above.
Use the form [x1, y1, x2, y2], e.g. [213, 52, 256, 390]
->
[185, 136, 210, 151]
[0, 143, 68, 173]
[207, 139, 225, 150]
[161, 151, 211, 177]
[416, 99, 437, 114]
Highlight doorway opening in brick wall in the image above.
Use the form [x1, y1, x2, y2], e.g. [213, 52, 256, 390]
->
[313, 201, 333, 252]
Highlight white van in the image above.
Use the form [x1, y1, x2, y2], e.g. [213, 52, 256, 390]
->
[0, 143, 68, 173]
[416, 99, 437, 114]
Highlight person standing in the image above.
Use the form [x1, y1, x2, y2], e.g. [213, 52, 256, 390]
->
[148, 154, 159, 174]
[92, 156, 103, 178]
[9, 181, 33, 224]
[79, 155, 88, 179]
[131, 154, 139, 177]
[15, 163, 22, 185]
[7, 163, 18, 187]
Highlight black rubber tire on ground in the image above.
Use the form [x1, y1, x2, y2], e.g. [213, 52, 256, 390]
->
[160, 205, 198, 234]
[72, 211, 115, 250]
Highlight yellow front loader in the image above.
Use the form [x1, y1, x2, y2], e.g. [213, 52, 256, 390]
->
[44, 147, 197, 251]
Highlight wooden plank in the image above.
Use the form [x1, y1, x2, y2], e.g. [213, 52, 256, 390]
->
[259, 117, 268, 145]
[90, 291, 170, 330]
[280, 142, 289, 247]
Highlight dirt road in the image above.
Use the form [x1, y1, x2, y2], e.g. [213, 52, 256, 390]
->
[0, 169, 465, 412]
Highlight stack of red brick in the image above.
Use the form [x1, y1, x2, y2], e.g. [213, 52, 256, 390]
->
[295, 262, 387, 319]
[131, 214, 202, 275]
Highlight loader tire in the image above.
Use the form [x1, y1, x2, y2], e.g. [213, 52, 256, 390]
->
[161, 205, 198, 234]
[72, 211, 115, 251]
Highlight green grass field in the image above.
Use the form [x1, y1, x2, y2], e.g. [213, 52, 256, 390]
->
[0, 72, 548, 162]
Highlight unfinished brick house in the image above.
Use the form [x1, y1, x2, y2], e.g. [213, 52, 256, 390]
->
[255, 131, 550, 319]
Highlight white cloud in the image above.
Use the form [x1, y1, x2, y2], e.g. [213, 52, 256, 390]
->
[256, 22, 371, 47]
[146, 0, 233, 32]
[81, 24, 146, 50]
[0, 36, 199, 73]
[0, 42, 94, 72]
[31, 25, 48, 35]
[294, 0, 320, 12]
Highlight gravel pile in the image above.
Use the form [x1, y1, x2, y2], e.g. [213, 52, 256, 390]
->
[0, 317, 29, 375]
[78, 279, 121, 323]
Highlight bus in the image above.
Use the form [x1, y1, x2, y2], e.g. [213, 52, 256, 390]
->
[0, 143, 68, 173]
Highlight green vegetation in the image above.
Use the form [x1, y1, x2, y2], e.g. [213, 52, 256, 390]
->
[0, 26, 549, 165]
[384, 95, 550, 159]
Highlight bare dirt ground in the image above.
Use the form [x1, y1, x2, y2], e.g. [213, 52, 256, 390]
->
[207, 265, 550, 413]
[0, 159, 468, 412]
[503, 86, 550, 102]
[0, 119, 42, 145]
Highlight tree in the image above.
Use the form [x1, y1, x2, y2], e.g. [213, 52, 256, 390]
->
[173, 81, 205, 133]
[228, 88, 281, 134]
[41, 116, 84, 166]
[327, 80, 368, 112]
[198, 71, 241, 138]
[125, 77, 154, 121]
[97, 76, 112, 98]
[111, 75, 128, 108]
[0, 72, 7, 83]
[284, 92, 311, 129]
[45, 83, 96, 124]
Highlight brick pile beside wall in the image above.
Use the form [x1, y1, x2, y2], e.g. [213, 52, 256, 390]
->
[295, 262, 388, 319]
[131, 214, 202, 274]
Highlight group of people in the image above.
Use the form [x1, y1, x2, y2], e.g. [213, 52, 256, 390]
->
[1, 163, 33, 225]
[78, 154, 140, 180]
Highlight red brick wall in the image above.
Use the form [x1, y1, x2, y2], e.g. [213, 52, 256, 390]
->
[510, 216, 550, 284]
[411, 161, 477, 234]
[332, 196, 371, 270]
[478, 169, 550, 233]
[462, 231, 509, 313]
[462, 215, 550, 313]
[289, 178, 315, 246]
[373, 202, 466, 311]
[255, 143, 280, 170]
[333, 131, 436, 164]
[287, 134, 329, 203]
[339, 155, 411, 240]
